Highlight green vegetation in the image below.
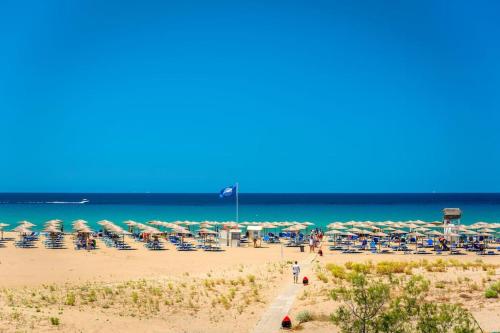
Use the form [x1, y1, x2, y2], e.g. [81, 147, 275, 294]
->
[330, 273, 480, 333]
[296, 310, 314, 324]
[316, 272, 328, 283]
[65, 292, 76, 306]
[49, 317, 60, 326]
[485, 280, 500, 298]
[484, 288, 498, 299]
[325, 263, 347, 279]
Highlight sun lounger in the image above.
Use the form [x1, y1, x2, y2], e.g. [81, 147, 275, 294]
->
[478, 250, 498, 256]
[204, 246, 223, 252]
[177, 243, 196, 251]
[341, 249, 362, 254]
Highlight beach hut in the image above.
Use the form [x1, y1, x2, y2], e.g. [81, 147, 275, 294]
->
[443, 208, 462, 235]
[247, 225, 262, 247]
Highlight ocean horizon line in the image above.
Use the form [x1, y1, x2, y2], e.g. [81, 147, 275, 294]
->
[1, 192, 500, 195]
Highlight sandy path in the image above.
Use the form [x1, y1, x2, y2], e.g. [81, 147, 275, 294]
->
[252, 252, 317, 333]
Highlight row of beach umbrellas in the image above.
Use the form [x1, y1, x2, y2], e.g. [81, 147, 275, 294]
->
[1, 219, 499, 239]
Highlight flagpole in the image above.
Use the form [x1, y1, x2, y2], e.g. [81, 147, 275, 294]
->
[236, 182, 239, 223]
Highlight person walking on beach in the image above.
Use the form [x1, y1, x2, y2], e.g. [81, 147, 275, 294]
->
[292, 261, 300, 283]
[309, 235, 315, 252]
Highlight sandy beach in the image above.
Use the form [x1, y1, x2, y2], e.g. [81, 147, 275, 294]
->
[1, 231, 499, 332]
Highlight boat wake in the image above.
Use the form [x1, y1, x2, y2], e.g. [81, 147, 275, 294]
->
[46, 199, 90, 204]
[0, 199, 90, 205]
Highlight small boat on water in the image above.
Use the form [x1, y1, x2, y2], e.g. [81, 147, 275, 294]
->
[47, 199, 89, 204]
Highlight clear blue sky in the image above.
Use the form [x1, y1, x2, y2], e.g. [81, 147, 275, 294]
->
[1, 1, 499, 193]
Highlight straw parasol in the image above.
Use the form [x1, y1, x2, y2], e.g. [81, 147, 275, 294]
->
[13, 225, 32, 236]
[199, 228, 217, 235]
[372, 231, 388, 237]
[44, 225, 61, 234]
[372, 231, 388, 250]
[18, 221, 35, 227]
[408, 232, 425, 250]
[0, 223, 9, 240]
[328, 224, 346, 230]
[12, 225, 32, 243]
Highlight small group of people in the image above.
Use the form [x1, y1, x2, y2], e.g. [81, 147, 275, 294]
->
[308, 229, 323, 253]
[75, 235, 96, 250]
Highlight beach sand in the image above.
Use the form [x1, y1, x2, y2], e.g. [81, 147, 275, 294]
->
[0, 232, 499, 332]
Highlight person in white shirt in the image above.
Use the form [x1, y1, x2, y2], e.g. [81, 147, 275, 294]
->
[292, 261, 301, 283]
[309, 237, 315, 252]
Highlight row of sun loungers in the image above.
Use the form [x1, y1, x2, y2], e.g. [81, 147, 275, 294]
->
[44, 233, 65, 249]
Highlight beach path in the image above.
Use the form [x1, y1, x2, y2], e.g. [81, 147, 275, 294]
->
[251, 253, 316, 333]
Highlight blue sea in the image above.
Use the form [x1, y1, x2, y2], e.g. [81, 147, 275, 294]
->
[1, 193, 500, 231]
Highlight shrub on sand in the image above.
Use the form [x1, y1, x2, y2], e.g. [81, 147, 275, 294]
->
[296, 310, 314, 324]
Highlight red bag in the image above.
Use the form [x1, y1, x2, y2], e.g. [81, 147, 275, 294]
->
[281, 315, 292, 329]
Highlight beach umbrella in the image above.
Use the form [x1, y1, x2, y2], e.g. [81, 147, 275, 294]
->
[366, 225, 381, 230]
[175, 228, 190, 234]
[371, 231, 388, 250]
[13, 225, 31, 232]
[72, 219, 88, 226]
[18, 221, 35, 227]
[428, 221, 442, 225]
[43, 225, 61, 233]
[13, 225, 31, 233]
[408, 232, 425, 250]
[199, 228, 217, 235]
[46, 219, 62, 224]
[405, 223, 420, 230]
[328, 224, 346, 230]
[426, 230, 443, 247]
[0, 223, 9, 240]
[76, 225, 92, 233]
[290, 224, 306, 231]
[343, 221, 357, 227]
[391, 230, 407, 235]
[222, 222, 239, 228]
[72, 221, 88, 231]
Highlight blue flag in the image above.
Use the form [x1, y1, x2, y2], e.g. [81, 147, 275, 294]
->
[219, 185, 237, 198]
